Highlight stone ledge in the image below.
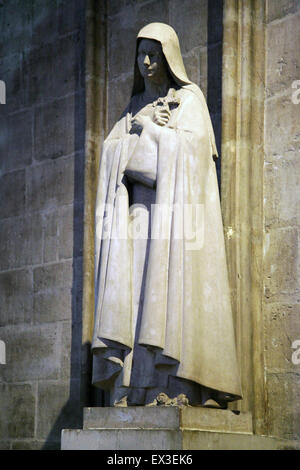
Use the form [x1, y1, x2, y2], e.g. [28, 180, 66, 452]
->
[83, 406, 252, 434]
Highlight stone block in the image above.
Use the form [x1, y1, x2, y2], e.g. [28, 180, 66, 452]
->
[34, 95, 84, 161]
[83, 406, 252, 434]
[108, 75, 133, 132]
[169, 0, 207, 54]
[0, 383, 35, 439]
[182, 430, 299, 450]
[11, 440, 44, 450]
[135, 0, 169, 33]
[0, 441, 11, 450]
[182, 47, 201, 88]
[0, 53, 23, 112]
[0, 213, 43, 271]
[266, 13, 300, 97]
[84, 406, 181, 430]
[0, 109, 33, 174]
[58, 0, 86, 35]
[33, 259, 83, 325]
[41, 204, 84, 264]
[266, 372, 300, 440]
[107, 0, 147, 18]
[26, 156, 75, 212]
[34, 260, 73, 293]
[0, 169, 25, 219]
[108, 12, 136, 79]
[0, 0, 32, 57]
[60, 320, 82, 380]
[264, 303, 300, 371]
[265, 92, 300, 159]
[180, 407, 252, 433]
[266, 0, 300, 23]
[207, 0, 223, 45]
[23, 33, 80, 105]
[37, 379, 81, 440]
[61, 428, 182, 450]
[264, 158, 300, 228]
[0, 269, 33, 326]
[58, 203, 84, 260]
[32, 0, 59, 47]
[263, 227, 299, 300]
[0, 323, 61, 382]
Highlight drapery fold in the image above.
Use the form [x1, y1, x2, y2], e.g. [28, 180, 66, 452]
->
[92, 86, 242, 400]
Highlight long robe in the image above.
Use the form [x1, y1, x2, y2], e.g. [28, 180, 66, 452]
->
[92, 83, 242, 404]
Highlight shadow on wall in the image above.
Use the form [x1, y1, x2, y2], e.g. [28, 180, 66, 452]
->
[207, 0, 223, 189]
[41, 5, 86, 450]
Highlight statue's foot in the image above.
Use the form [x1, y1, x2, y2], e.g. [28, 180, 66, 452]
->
[202, 398, 227, 409]
[114, 395, 128, 407]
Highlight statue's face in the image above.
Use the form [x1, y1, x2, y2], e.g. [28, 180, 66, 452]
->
[137, 39, 167, 83]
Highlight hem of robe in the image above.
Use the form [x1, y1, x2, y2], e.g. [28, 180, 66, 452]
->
[92, 341, 242, 401]
[93, 334, 133, 350]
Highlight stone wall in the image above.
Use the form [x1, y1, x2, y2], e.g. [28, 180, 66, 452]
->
[0, 0, 86, 449]
[263, 0, 300, 440]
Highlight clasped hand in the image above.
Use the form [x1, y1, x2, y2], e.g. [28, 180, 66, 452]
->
[131, 106, 171, 134]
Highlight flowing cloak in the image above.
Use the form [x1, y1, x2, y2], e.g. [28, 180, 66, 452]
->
[92, 82, 242, 400]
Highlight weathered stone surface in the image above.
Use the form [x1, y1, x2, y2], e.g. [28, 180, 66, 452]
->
[0, 0, 32, 57]
[26, 156, 75, 212]
[60, 321, 82, 379]
[266, 372, 300, 440]
[0, 169, 25, 219]
[169, 0, 207, 53]
[0, 269, 33, 326]
[33, 259, 83, 325]
[62, 428, 182, 450]
[0, 323, 61, 382]
[266, 0, 300, 23]
[58, 203, 84, 260]
[0, 53, 23, 112]
[34, 95, 84, 161]
[263, 227, 299, 300]
[108, 12, 136, 80]
[266, 13, 300, 97]
[0, 110, 33, 174]
[58, 0, 86, 35]
[32, 0, 59, 47]
[264, 158, 300, 228]
[265, 93, 300, 158]
[83, 406, 252, 434]
[182, 430, 300, 450]
[0, 441, 11, 450]
[34, 260, 73, 292]
[23, 33, 80, 105]
[108, 75, 133, 132]
[37, 379, 81, 440]
[264, 303, 300, 371]
[107, 0, 147, 17]
[84, 406, 181, 430]
[135, 0, 169, 33]
[182, 47, 201, 88]
[0, 383, 35, 439]
[0, 214, 43, 271]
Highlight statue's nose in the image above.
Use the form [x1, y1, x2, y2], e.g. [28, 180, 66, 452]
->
[144, 55, 150, 66]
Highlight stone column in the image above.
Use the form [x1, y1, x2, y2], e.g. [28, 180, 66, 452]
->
[221, 0, 267, 434]
[81, 0, 108, 407]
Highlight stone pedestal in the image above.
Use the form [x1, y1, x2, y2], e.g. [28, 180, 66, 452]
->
[61, 407, 300, 450]
[60, 406, 292, 450]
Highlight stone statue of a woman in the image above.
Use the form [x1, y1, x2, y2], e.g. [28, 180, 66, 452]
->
[91, 23, 242, 408]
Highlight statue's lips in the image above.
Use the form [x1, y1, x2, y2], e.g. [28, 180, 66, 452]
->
[142, 67, 155, 75]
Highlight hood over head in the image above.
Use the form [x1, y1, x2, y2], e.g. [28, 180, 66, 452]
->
[132, 22, 191, 96]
